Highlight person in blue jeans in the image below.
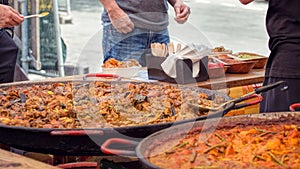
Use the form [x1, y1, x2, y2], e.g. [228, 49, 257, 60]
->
[99, 0, 190, 65]
[0, 1, 24, 83]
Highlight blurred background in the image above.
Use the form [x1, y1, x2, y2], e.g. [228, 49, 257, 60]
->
[12, 0, 269, 80]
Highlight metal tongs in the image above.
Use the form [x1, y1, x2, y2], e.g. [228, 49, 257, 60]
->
[188, 81, 288, 111]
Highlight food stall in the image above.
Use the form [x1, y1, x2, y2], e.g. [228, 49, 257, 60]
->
[0, 44, 292, 168]
[0, 76, 267, 153]
[0, 76, 299, 168]
[0, 0, 299, 166]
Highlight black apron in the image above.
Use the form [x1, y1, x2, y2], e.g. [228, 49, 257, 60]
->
[0, 0, 8, 5]
[260, 0, 300, 112]
[265, 0, 300, 78]
[0, 29, 18, 83]
[0, 0, 19, 83]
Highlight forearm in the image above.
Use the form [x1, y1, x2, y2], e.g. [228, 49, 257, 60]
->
[239, 0, 254, 5]
[168, 0, 183, 6]
[99, 0, 134, 34]
[99, 0, 120, 13]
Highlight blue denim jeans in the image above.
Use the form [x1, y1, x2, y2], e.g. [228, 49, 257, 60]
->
[102, 23, 170, 65]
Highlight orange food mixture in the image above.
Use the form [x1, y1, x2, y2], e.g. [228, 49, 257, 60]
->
[102, 58, 140, 68]
[102, 58, 123, 68]
[148, 123, 300, 169]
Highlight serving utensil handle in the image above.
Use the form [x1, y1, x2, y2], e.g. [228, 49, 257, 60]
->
[231, 81, 286, 106]
[255, 81, 286, 94]
[24, 14, 40, 19]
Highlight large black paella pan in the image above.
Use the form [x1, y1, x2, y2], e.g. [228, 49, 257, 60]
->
[0, 77, 283, 155]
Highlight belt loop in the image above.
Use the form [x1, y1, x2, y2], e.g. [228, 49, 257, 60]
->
[4, 28, 14, 38]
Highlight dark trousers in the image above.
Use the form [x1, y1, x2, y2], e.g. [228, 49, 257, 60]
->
[0, 0, 9, 5]
[260, 77, 300, 113]
[0, 29, 18, 83]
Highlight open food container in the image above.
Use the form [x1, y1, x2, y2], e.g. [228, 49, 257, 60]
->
[218, 58, 257, 74]
[208, 66, 229, 78]
[207, 57, 229, 78]
[102, 65, 142, 78]
[101, 58, 142, 78]
[225, 52, 268, 69]
[235, 52, 268, 69]
[211, 46, 233, 55]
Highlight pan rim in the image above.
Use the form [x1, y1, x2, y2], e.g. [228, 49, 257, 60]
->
[135, 111, 300, 168]
[0, 79, 231, 131]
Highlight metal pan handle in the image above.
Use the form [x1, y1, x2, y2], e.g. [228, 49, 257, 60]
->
[232, 94, 263, 110]
[83, 73, 120, 80]
[254, 81, 286, 94]
[289, 103, 300, 111]
[101, 138, 138, 156]
[232, 92, 262, 105]
[50, 130, 104, 136]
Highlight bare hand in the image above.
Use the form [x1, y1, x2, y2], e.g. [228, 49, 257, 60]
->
[0, 4, 24, 28]
[108, 7, 134, 34]
[173, 2, 190, 24]
[239, 0, 254, 5]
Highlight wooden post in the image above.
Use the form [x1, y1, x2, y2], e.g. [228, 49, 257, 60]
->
[13, 0, 21, 38]
[30, 0, 42, 70]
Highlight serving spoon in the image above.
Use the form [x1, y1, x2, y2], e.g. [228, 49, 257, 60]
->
[188, 81, 288, 111]
[24, 12, 49, 19]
